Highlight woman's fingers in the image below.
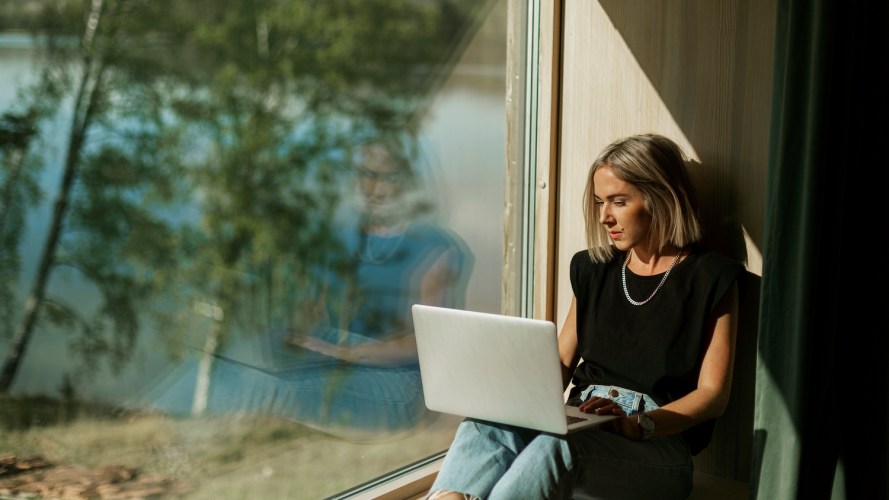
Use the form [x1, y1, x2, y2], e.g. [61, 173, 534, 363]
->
[579, 396, 624, 414]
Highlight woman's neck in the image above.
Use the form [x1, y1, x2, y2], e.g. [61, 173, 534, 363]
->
[627, 246, 684, 275]
[362, 216, 408, 236]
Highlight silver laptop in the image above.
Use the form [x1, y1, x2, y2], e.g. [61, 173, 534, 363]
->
[411, 304, 618, 434]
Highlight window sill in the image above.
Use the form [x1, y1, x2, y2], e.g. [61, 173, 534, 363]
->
[334, 453, 443, 500]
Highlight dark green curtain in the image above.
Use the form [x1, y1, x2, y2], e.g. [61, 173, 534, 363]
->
[754, 0, 889, 498]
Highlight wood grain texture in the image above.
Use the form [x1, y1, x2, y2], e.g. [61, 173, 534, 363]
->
[549, 0, 776, 482]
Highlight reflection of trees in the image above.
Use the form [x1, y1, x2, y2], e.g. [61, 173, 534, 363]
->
[0, 111, 40, 343]
[0, 0, 488, 395]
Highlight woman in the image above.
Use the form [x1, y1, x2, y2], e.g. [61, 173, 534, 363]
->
[148, 135, 473, 441]
[427, 133, 742, 499]
[276, 136, 474, 438]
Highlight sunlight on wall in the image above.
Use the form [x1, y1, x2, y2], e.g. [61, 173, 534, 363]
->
[555, 0, 768, 326]
[743, 226, 763, 276]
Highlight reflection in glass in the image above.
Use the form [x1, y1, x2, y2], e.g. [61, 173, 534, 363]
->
[0, 0, 506, 497]
[144, 135, 474, 441]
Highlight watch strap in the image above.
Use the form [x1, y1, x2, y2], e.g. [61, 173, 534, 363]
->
[637, 413, 655, 440]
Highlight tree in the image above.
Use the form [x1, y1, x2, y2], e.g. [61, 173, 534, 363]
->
[0, 111, 41, 343]
[0, 0, 184, 392]
[0, 0, 488, 399]
[151, 0, 487, 413]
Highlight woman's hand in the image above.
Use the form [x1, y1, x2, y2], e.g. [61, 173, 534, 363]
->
[285, 332, 419, 366]
[578, 397, 645, 440]
[286, 334, 353, 361]
[601, 415, 645, 440]
[578, 396, 625, 416]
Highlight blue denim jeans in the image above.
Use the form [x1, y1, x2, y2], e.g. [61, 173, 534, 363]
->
[429, 385, 693, 500]
[568, 384, 659, 415]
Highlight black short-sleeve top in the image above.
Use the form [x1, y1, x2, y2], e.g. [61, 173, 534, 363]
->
[568, 245, 743, 454]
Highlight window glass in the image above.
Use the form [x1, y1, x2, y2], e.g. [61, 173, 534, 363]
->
[0, 1, 507, 497]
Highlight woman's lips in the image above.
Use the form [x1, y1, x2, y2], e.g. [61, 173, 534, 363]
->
[609, 231, 621, 239]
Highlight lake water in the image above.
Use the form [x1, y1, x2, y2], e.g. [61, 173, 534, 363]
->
[0, 12, 509, 404]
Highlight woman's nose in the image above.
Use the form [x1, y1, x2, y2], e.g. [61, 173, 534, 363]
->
[598, 204, 611, 224]
[362, 178, 393, 199]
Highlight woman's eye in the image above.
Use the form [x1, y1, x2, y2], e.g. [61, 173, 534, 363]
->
[613, 200, 626, 207]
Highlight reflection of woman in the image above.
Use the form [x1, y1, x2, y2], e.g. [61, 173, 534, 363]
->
[287, 138, 470, 365]
[275, 137, 473, 437]
[149, 136, 473, 440]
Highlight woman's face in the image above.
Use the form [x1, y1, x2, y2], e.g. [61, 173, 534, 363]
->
[592, 166, 652, 252]
[356, 145, 406, 219]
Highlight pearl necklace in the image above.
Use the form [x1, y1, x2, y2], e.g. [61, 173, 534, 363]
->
[361, 231, 406, 264]
[622, 248, 682, 306]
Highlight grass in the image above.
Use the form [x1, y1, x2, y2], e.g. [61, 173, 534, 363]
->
[0, 395, 462, 499]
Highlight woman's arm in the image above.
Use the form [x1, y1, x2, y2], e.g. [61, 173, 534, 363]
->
[558, 298, 582, 390]
[289, 333, 418, 366]
[589, 281, 740, 439]
[288, 248, 460, 366]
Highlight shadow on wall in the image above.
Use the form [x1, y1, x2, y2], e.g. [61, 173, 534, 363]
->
[686, 156, 760, 482]
[598, 0, 774, 254]
[687, 159, 747, 266]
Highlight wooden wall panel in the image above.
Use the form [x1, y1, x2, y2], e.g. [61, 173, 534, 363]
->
[555, 0, 773, 325]
[551, 0, 776, 482]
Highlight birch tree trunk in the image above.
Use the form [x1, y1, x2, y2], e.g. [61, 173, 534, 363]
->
[0, 0, 107, 393]
[191, 300, 225, 416]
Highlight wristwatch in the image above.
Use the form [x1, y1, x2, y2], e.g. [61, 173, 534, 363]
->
[637, 413, 655, 441]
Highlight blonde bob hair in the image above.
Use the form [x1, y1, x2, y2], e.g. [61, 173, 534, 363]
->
[582, 133, 703, 263]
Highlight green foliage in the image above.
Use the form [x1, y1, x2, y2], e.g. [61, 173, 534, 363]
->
[0, 0, 486, 392]
[0, 1, 45, 30]
[0, 393, 129, 431]
[0, 112, 44, 339]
